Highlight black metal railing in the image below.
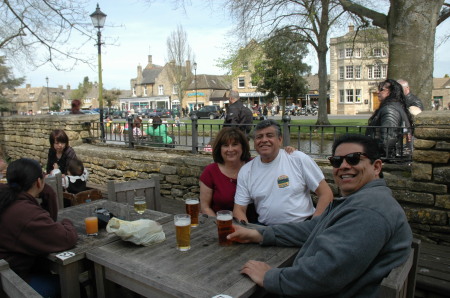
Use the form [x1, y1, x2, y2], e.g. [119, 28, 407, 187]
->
[86, 116, 413, 163]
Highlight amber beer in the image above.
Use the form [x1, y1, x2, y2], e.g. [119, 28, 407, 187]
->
[174, 214, 191, 251]
[217, 210, 233, 246]
[185, 198, 200, 227]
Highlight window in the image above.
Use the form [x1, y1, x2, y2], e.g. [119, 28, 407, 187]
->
[339, 90, 345, 103]
[345, 48, 353, 57]
[355, 66, 361, 79]
[242, 62, 249, 71]
[238, 77, 245, 88]
[339, 67, 344, 80]
[355, 89, 362, 103]
[354, 48, 361, 58]
[338, 49, 345, 59]
[382, 64, 388, 78]
[372, 48, 387, 57]
[172, 84, 179, 94]
[368, 65, 384, 79]
[346, 66, 353, 79]
[158, 85, 164, 95]
[373, 65, 381, 78]
[143, 86, 147, 96]
[132, 87, 136, 96]
[346, 89, 354, 103]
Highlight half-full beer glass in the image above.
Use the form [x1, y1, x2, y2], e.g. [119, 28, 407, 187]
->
[185, 198, 200, 227]
[174, 214, 191, 251]
[217, 210, 233, 246]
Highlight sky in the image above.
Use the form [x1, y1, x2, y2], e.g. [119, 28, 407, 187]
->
[12, 0, 450, 91]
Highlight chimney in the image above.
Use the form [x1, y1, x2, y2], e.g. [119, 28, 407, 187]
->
[137, 64, 142, 77]
[185, 60, 191, 75]
[26, 84, 31, 89]
[348, 24, 354, 32]
[58, 85, 63, 89]
[148, 55, 152, 67]
[67, 84, 71, 90]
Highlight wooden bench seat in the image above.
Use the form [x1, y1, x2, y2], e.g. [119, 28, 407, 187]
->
[415, 242, 450, 298]
[0, 259, 41, 298]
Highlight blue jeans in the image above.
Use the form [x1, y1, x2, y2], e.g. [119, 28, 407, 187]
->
[28, 273, 61, 298]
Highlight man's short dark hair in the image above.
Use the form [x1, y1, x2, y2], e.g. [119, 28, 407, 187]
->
[332, 134, 383, 177]
[254, 119, 282, 137]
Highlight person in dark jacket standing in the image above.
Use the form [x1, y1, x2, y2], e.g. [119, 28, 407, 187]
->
[224, 90, 253, 134]
[366, 79, 413, 157]
[0, 158, 78, 297]
[397, 79, 424, 114]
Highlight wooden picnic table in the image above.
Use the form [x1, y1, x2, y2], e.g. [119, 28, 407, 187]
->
[86, 218, 299, 298]
[47, 199, 173, 298]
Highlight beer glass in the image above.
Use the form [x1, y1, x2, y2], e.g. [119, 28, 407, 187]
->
[185, 198, 200, 227]
[216, 210, 233, 246]
[85, 216, 98, 236]
[174, 214, 191, 251]
[134, 196, 146, 215]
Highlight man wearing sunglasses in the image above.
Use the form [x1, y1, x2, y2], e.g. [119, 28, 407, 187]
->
[228, 133, 412, 297]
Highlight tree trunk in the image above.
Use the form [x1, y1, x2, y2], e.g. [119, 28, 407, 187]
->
[316, 46, 331, 125]
[387, 0, 443, 110]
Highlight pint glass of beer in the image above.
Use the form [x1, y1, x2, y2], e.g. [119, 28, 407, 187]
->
[185, 198, 200, 227]
[174, 214, 191, 251]
[216, 210, 233, 246]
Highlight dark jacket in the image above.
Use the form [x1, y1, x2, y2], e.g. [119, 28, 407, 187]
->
[46, 146, 77, 175]
[366, 101, 410, 156]
[0, 190, 78, 279]
[224, 100, 253, 133]
[405, 93, 424, 110]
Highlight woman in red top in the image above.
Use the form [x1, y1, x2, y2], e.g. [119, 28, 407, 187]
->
[199, 127, 294, 221]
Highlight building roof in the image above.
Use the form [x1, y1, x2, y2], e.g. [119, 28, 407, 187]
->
[188, 74, 231, 90]
[433, 78, 450, 89]
[304, 74, 329, 91]
[141, 67, 163, 85]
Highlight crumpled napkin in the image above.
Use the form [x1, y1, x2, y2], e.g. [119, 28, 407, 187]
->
[106, 217, 165, 246]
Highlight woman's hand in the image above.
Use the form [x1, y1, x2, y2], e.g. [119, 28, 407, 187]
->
[285, 146, 297, 154]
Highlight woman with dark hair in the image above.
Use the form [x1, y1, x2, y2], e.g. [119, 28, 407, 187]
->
[146, 116, 173, 144]
[0, 158, 78, 297]
[46, 129, 78, 175]
[366, 79, 413, 157]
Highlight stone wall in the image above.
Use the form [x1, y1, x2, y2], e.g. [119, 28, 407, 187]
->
[0, 112, 449, 245]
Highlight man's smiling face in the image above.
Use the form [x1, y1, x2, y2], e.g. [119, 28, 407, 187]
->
[332, 143, 382, 197]
[254, 126, 282, 163]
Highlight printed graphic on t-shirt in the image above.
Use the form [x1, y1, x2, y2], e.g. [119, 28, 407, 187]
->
[277, 175, 289, 188]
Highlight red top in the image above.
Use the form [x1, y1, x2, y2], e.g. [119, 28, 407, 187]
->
[200, 163, 239, 213]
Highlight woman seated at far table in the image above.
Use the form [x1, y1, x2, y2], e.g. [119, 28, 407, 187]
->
[146, 116, 173, 144]
[0, 158, 78, 297]
[199, 127, 295, 222]
[46, 129, 78, 175]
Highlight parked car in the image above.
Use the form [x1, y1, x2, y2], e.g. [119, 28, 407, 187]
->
[159, 108, 171, 118]
[193, 105, 221, 119]
[111, 110, 126, 119]
[82, 110, 100, 115]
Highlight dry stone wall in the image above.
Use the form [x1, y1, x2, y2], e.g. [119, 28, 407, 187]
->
[0, 112, 448, 245]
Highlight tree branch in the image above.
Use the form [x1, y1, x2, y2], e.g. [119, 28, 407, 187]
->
[438, 4, 450, 25]
[338, 0, 387, 29]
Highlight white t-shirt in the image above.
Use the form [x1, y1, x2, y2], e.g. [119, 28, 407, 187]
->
[235, 149, 324, 225]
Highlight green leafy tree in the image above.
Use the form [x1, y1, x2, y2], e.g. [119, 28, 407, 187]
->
[0, 56, 25, 115]
[70, 77, 93, 100]
[251, 30, 311, 114]
[103, 89, 121, 109]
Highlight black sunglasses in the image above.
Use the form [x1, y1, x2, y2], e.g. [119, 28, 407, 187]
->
[328, 152, 369, 168]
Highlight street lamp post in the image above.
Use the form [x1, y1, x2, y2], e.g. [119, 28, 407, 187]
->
[45, 76, 50, 112]
[193, 62, 197, 111]
[90, 3, 107, 141]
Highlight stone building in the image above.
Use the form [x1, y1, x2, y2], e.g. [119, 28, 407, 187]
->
[186, 74, 230, 109]
[121, 55, 192, 111]
[432, 77, 450, 110]
[3, 83, 72, 115]
[329, 25, 389, 115]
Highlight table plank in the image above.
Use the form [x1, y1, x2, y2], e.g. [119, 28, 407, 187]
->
[87, 218, 298, 298]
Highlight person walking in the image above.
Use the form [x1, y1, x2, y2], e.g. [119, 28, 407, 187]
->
[224, 90, 253, 134]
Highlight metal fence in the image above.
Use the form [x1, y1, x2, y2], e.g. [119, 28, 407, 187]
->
[87, 116, 413, 163]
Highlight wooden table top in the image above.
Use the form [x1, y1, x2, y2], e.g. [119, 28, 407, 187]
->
[48, 200, 173, 265]
[86, 217, 299, 298]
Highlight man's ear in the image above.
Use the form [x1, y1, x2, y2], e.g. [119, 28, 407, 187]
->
[373, 159, 383, 177]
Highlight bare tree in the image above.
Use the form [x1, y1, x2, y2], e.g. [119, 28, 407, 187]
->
[226, 0, 347, 125]
[339, 0, 450, 110]
[0, 0, 96, 71]
[166, 24, 195, 109]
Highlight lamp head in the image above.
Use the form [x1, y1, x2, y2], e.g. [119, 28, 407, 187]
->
[90, 4, 107, 29]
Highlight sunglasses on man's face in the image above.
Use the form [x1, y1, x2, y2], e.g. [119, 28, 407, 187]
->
[328, 152, 369, 168]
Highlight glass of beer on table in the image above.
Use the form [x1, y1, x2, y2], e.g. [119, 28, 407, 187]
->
[174, 214, 191, 251]
[216, 210, 233, 246]
[185, 198, 199, 227]
[134, 196, 146, 215]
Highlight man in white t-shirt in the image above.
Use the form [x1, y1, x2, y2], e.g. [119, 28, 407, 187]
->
[233, 120, 333, 225]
